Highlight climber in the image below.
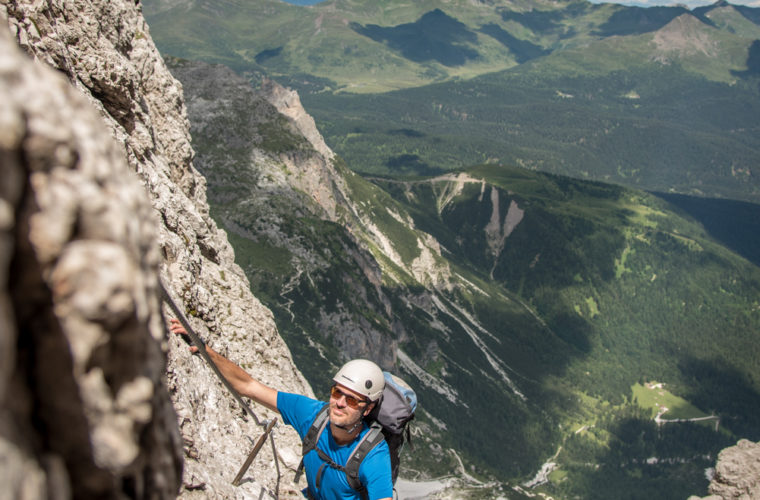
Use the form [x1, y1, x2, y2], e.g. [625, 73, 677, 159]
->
[169, 319, 393, 500]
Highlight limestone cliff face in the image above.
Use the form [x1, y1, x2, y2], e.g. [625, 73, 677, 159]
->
[0, 20, 181, 499]
[689, 439, 760, 500]
[707, 440, 760, 499]
[260, 74, 452, 291]
[2, 1, 309, 498]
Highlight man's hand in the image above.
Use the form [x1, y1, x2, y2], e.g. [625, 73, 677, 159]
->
[169, 318, 203, 353]
[168, 318, 279, 412]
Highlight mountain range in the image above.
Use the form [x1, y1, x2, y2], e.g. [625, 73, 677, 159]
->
[144, 0, 760, 204]
[142, 0, 760, 498]
[143, 0, 760, 91]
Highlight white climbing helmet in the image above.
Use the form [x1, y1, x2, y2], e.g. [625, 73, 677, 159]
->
[333, 359, 385, 402]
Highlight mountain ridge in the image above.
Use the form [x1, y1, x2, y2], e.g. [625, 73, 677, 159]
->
[143, 0, 760, 205]
[144, 0, 760, 92]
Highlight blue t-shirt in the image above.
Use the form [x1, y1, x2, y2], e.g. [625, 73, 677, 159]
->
[277, 392, 393, 500]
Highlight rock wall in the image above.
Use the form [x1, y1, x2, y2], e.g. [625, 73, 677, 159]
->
[689, 439, 760, 500]
[2, 0, 311, 498]
[0, 13, 181, 499]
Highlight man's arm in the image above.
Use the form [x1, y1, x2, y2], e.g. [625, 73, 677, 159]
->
[169, 318, 279, 413]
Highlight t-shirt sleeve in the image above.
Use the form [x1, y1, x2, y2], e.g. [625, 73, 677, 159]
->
[360, 440, 393, 500]
[276, 392, 325, 440]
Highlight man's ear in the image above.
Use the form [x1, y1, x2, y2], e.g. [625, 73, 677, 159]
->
[363, 401, 376, 417]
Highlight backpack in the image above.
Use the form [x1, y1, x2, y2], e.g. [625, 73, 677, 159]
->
[296, 372, 417, 498]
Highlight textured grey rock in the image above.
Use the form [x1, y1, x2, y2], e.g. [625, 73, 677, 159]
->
[688, 440, 760, 500]
[2, 0, 311, 498]
[0, 14, 180, 499]
[709, 439, 760, 499]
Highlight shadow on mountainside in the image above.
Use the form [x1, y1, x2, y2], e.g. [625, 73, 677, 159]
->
[593, 6, 691, 37]
[556, 417, 723, 499]
[500, 8, 567, 33]
[478, 24, 549, 63]
[653, 192, 760, 267]
[678, 357, 760, 440]
[350, 9, 479, 67]
[545, 354, 760, 499]
[731, 39, 760, 79]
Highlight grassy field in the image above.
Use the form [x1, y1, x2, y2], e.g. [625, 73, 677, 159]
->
[632, 382, 711, 421]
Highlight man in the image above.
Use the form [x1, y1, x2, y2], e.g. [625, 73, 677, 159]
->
[170, 319, 393, 500]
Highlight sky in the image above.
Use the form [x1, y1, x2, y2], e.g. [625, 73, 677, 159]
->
[590, 0, 760, 6]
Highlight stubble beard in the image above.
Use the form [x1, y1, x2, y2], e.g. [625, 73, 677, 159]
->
[329, 401, 362, 428]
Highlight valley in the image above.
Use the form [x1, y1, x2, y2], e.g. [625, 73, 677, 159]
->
[142, 1, 760, 498]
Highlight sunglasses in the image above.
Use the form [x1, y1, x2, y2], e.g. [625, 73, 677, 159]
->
[330, 385, 368, 409]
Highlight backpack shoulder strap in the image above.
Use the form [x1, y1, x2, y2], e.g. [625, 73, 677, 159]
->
[342, 421, 385, 497]
[295, 404, 330, 483]
[302, 404, 330, 454]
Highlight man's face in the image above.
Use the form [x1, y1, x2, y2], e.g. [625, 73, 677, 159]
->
[329, 383, 370, 426]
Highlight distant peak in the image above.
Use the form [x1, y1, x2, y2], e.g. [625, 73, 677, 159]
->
[652, 13, 718, 58]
